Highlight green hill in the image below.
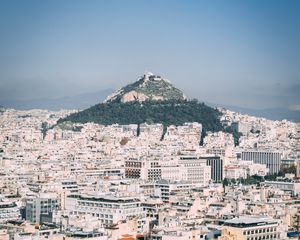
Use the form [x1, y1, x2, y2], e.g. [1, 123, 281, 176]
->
[57, 99, 223, 133]
[56, 72, 231, 144]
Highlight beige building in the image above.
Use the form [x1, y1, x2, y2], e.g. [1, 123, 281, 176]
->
[219, 216, 280, 240]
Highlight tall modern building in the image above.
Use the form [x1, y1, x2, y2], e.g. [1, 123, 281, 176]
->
[25, 193, 59, 224]
[241, 150, 281, 174]
[204, 156, 223, 182]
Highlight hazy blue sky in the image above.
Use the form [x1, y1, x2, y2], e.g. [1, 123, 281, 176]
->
[0, 0, 299, 110]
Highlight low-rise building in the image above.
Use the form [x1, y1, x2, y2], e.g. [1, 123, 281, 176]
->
[65, 194, 146, 225]
[219, 215, 280, 240]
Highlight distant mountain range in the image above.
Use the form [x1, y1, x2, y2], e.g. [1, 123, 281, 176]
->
[0, 89, 113, 111]
[206, 102, 300, 123]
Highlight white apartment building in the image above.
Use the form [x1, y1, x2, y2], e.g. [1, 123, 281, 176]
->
[264, 181, 300, 195]
[161, 165, 181, 181]
[139, 123, 163, 141]
[65, 194, 146, 225]
[164, 122, 202, 144]
[178, 156, 211, 185]
[225, 166, 247, 179]
[153, 180, 196, 203]
[0, 198, 21, 223]
[125, 155, 211, 185]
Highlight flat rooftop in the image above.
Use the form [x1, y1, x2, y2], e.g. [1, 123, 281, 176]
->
[68, 194, 141, 204]
[224, 216, 277, 228]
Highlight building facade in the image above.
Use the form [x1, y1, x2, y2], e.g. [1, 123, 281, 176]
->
[65, 194, 146, 225]
[25, 194, 59, 224]
[204, 156, 223, 182]
[241, 150, 281, 174]
[219, 216, 280, 240]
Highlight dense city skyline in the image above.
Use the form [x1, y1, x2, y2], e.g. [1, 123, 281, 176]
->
[1, 2, 300, 238]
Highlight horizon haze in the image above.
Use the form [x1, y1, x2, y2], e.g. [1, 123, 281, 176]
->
[0, 1, 300, 118]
